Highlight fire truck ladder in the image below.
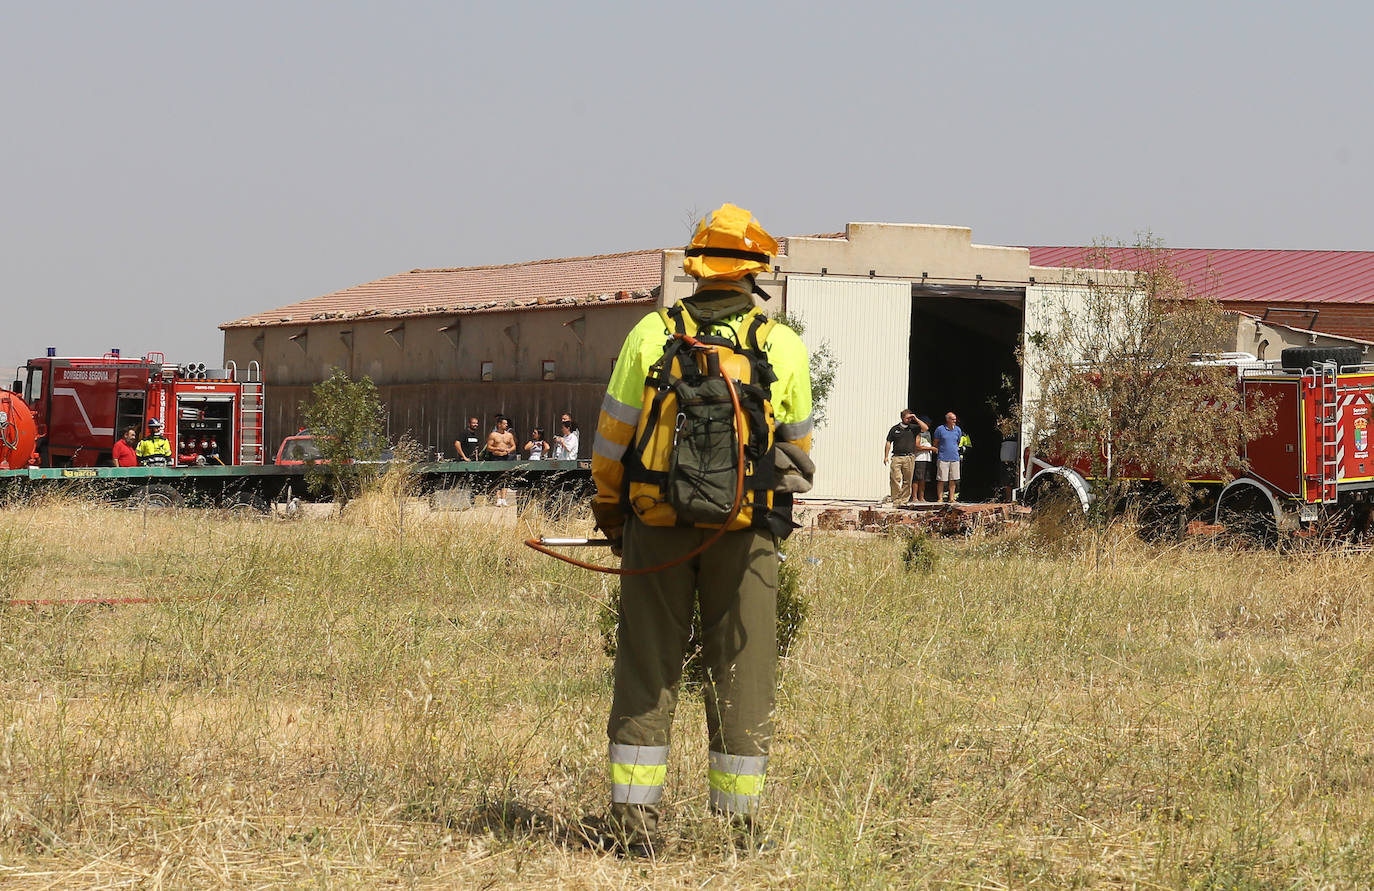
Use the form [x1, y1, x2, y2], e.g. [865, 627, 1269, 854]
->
[237, 361, 264, 466]
[1316, 363, 1340, 504]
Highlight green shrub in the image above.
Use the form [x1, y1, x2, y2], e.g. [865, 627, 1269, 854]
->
[901, 531, 938, 573]
[299, 369, 387, 504]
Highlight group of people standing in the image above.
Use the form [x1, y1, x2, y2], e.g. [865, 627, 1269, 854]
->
[111, 418, 228, 467]
[451, 412, 580, 462]
[883, 409, 966, 504]
[112, 418, 179, 467]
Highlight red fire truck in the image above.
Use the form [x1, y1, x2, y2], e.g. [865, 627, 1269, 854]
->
[12, 349, 264, 468]
[2, 348, 591, 510]
[1021, 345, 1372, 535]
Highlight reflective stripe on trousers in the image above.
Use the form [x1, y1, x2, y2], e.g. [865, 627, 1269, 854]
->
[707, 751, 768, 815]
[609, 743, 669, 806]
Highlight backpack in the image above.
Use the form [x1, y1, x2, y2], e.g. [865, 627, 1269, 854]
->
[623, 303, 779, 530]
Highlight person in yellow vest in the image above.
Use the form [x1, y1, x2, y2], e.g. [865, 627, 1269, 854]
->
[135, 418, 172, 466]
[585, 204, 813, 853]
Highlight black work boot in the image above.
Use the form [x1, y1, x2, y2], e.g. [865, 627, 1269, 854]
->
[723, 814, 776, 855]
[573, 814, 658, 859]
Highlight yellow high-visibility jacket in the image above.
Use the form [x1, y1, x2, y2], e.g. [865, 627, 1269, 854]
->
[591, 297, 812, 535]
[135, 434, 172, 466]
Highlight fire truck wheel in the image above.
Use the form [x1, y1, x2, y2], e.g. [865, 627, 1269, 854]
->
[127, 483, 184, 510]
[225, 492, 269, 515]
[1137, 501, 1186, 542]
[1024, 476, 1086, 535]
[1217, 492, 1277, 547]
[1279, 346, 1363, 371]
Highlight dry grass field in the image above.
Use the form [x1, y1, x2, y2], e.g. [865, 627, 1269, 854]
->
[2, 491, 1373, 888]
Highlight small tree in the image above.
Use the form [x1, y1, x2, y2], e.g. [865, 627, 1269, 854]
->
[1023, 236, 1273, 547]
[772, 311, 838, 427]
[299, 369, 387, 504]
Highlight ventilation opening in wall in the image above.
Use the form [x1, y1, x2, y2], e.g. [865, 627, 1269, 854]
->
[481, 360, 494, 382]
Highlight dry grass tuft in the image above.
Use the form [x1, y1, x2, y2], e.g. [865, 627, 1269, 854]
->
[2, 500, 1373, 887]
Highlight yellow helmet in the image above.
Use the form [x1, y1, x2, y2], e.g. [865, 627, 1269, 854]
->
[683, 203, 778, 281]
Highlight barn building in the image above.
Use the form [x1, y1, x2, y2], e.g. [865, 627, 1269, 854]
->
[222, 225, 1374, 501]
[221, 250, 666, 461]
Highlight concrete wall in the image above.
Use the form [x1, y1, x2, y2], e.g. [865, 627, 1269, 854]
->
[661, 222, 1036, 307]
[1228, 313, 1372, 361]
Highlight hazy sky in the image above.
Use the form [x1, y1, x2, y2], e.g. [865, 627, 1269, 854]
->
[4, 1, 1371, 374]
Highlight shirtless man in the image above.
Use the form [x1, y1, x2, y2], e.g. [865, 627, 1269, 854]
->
[486, 416, 517, 461]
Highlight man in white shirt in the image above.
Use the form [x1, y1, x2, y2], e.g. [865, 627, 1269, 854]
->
[553, 414, 580, 460]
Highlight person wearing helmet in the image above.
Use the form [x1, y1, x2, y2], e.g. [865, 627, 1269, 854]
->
[585, 203, 813, 853]
[135, 418, 172, 466]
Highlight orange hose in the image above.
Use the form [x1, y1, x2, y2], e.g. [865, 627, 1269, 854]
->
[524, 335, 748, 575]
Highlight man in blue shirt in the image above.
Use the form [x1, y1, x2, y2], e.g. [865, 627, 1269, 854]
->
[931, 412, 964, 504]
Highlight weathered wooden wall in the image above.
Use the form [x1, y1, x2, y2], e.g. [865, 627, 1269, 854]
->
[264, 381, 604, 459]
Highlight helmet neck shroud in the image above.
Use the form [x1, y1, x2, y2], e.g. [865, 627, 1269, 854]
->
[685, 279, 757, 325]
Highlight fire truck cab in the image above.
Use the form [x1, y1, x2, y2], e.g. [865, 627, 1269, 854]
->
[15, 350, 264, 469]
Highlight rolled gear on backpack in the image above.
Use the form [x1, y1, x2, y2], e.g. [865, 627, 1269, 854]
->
[773, 441, 815, 494]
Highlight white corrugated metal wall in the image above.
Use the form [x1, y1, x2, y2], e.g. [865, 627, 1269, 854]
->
[1021, 282, 1110, 484]
[785, 276, 912, 500]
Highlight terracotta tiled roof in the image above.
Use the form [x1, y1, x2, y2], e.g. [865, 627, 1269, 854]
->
[1028, 247, 1374, 305]
[221, 248, 666, 329]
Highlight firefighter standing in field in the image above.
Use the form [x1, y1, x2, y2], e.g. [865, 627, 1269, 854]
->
[135, 418, 172, 466]
[587, 204, 813, 852]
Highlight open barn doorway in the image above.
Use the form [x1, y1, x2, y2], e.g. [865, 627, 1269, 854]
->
[908, 289, 1023, 502]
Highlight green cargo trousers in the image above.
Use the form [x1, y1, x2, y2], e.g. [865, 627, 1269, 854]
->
[607, 517, 777, 839]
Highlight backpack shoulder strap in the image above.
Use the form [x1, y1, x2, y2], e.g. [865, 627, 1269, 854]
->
[662, 304, 690, 336]
[744, 309, 777, 353]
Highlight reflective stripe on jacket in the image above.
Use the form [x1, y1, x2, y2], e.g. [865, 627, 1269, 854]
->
[135, 435, 172, 465]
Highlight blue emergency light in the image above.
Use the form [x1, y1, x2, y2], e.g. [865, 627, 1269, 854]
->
[46, 347, 56, 357]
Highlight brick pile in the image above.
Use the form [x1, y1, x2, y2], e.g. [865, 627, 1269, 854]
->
[810, 503, 1029, 536]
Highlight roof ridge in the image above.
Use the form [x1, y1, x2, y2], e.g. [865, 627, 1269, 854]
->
[410, 247, 667, 274]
